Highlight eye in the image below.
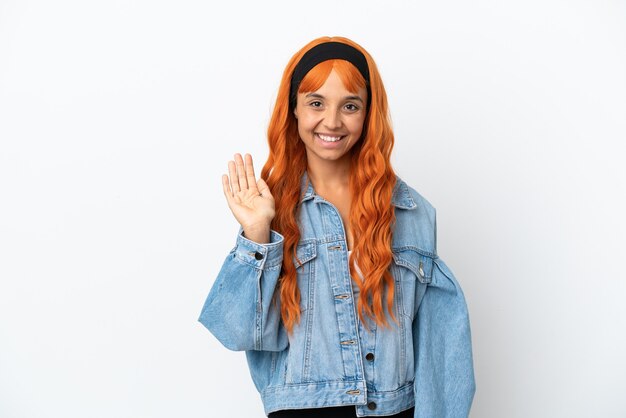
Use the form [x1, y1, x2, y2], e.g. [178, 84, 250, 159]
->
[309, 101, 323, 108]
[344, 103, 360, 112]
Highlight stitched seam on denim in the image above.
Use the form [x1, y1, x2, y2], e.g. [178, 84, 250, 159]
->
[398, 289, 407, 388]
[255, 266, 262, 350]
[391, 245, 437, 259]
[392, 265, 408, 319]
[303, 235, 344, 244]
[302, 258, 315, 381]
[262, 379, 367, 392]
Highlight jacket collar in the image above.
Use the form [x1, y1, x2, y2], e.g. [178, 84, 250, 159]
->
[300, 173, 417, 209]
[391, 178, 417, 209]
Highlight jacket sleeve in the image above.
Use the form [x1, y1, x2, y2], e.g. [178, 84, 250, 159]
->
[198, 229, 288, 352]
[412, 257, 476, 418]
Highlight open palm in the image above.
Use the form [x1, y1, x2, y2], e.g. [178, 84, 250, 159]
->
[222, 153, 275, 241]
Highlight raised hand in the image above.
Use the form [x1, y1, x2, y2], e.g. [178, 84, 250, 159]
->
[222, 153, 275, 244]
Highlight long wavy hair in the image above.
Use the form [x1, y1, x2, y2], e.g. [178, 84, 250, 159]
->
[261, 36, 397, 334]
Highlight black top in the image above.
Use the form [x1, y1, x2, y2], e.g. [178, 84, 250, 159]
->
[268, 405, 415, 418]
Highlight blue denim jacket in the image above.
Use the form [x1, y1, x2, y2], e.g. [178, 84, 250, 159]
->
[199, 177, 475, 417]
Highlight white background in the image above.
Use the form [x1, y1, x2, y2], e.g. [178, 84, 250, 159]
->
[1, 1, 625, 417]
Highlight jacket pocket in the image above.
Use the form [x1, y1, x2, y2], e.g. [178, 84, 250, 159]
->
[392, 247, 434, 319]
[294, 239, 317, 312]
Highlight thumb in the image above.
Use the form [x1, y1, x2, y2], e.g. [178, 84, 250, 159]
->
[257, 178, 273, 199]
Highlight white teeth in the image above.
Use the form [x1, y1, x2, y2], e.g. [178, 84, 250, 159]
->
[318, 134, 343, 142]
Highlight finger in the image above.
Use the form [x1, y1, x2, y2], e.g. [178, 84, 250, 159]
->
[234, 153, 248, 190]
[227, 160, 240, 192]
[244, 154, 258, 191]
[222, 174, 234, 200]
[257, 178, 273, 199]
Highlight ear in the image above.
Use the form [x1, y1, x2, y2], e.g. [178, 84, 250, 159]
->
[293, 107, 298, 119]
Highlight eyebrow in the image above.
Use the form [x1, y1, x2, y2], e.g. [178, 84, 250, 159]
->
[305, 93, 364, 103]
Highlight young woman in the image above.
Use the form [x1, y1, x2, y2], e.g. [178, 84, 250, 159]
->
[199, 36, 475, 418]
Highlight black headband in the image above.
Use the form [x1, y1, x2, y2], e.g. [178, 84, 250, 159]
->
[289, 42, 371, 109]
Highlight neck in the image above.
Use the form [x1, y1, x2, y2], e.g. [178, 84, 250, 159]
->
[306, 158, 351, 191]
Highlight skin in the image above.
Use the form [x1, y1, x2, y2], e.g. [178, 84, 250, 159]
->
[223, 69, 368, 248]
[222, 153, 275, 244]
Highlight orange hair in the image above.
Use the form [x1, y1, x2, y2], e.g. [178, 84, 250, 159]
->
[261, 36, 397, 334]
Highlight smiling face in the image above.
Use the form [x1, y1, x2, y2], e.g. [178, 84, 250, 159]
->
[293, 68, 368, 174]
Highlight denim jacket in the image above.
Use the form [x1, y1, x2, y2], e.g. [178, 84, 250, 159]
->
[199, 177, 475, 417]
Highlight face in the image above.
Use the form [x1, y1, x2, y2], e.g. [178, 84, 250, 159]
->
[293, 69, 368, 171]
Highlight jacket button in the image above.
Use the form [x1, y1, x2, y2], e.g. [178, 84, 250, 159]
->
[365, 352, 374, 361]
[254, 251, 264, 260]
[367, 402, 377, 410]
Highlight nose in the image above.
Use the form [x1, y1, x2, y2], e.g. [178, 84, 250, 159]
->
[322, 107, 343, 130]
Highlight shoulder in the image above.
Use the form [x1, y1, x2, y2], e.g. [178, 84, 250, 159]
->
[391, 176, 438, 256]
[392, 177, 436, 219]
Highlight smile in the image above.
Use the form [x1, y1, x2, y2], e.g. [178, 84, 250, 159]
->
[316, 133, 344, 142]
